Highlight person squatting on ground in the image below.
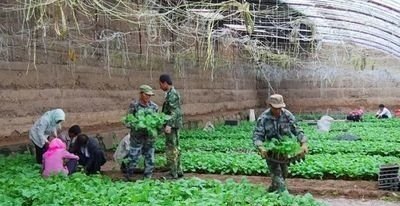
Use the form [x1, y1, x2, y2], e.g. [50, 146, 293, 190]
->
[125, 85, 159, 179]
[58, 125, 82, 174]
[42, 138, 79, 177]
[58, 125, 82, 151]
[29, 109, 66, 164]
[72, 134, 106, 174]
[347, 107, 364, 122]
[159, 74, 184, 179]
[253, 94, 308, 193]
[376, 104, 392, 119]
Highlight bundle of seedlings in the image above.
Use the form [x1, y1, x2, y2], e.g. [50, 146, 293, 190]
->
[122, 109, 171, 137]
[264, 135, 303, 163]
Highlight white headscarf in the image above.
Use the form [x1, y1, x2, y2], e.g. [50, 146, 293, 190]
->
[44, 109, 65, 128]
[29, 109, 66, 147]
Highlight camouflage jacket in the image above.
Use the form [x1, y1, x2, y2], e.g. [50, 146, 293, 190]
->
[161, 87, 183, 128]
[128, 100, 158, 137]
[253, 108, 306, 147]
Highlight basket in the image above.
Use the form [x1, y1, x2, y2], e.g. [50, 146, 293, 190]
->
[378, 164, 400, 191]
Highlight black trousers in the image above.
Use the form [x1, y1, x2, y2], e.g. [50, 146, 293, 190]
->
[376, 114, 389, 119]
[380, 114, 389, 119]
[347, 114, 361, 122]
[79, 150, 106, 174]
[34, 143, 47, 164]
[65, 159, 78, 175]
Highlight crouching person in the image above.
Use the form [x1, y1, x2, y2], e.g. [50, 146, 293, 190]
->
[62, 125, 82, 174]
[376, 104, 392, 119]
[42, 138, 79, 177]
[347, 107, 364, 122]
[73, 134, 106, 174]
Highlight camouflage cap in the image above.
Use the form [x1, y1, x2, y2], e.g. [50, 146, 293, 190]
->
[268, 94, 286, 108]
[139, 85, 154, 96]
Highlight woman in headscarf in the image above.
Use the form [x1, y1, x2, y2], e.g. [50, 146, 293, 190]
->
[42, 138, 79, 177]
[29, 109, 66, 164]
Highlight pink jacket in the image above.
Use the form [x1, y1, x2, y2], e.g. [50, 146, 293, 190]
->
[42, 138, 79, 177]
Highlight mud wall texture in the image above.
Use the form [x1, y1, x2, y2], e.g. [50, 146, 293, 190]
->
[0, 1, 263, 139]
[0, 60, 258, 138]
[2, 4, 400, 142]
[2, 46, 400, 139]
[257, 45, 400, 114]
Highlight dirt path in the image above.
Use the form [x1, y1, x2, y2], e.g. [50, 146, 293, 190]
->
[101, 160, 400, 201]
[318, 198, 399, 206]
[103, 170, 400, 205]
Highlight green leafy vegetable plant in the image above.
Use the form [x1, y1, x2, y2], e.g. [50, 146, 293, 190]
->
[264, 136, 301, 160]
[122, 109, 171, 137]
[0, 154, 323, 206]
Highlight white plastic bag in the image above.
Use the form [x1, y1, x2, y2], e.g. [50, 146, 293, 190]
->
[113, 134, 130, 165]
[249, 109, 256, 122]
[317, 115, 334, 132]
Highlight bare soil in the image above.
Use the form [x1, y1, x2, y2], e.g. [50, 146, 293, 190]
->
[100, 161, 400, 201]
[318, 198, 400, 206]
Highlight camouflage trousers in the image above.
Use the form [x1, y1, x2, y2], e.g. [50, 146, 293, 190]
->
[165, 128, 183, 178]
[266, 160, 288, 193]
[127, 135, 155, 177]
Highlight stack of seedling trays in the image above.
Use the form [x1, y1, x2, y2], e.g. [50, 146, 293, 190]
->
[378, 164, 399, 191]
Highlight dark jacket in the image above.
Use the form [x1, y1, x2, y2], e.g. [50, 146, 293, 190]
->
[72, 137, 106, 174]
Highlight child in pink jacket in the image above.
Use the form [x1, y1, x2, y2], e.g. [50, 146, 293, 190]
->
[42, 138, 79, 177]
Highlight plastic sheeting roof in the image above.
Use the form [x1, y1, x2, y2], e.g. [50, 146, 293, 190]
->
[281, 0, 400, 58]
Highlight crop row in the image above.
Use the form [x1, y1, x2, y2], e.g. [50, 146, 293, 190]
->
[153, 138, 400, 157]
[147, 152, 399, 180]
[0, 155, 322, 206]
[181, 125, 400, 143]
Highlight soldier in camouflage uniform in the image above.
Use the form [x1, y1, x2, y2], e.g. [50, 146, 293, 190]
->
[159, 74, 184, 179]
[126, 85, 158, 179]
[253, 94, 308, 192]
